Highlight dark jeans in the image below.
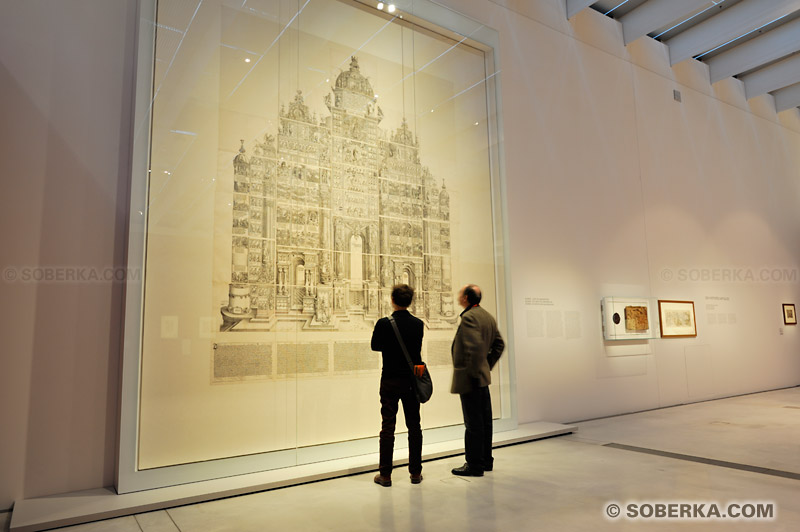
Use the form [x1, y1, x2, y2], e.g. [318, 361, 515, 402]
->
[459, 384, 493, 471]
[379, 376, 422, 477]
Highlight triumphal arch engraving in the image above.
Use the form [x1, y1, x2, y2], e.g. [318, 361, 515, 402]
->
[221, 57, 455, 331]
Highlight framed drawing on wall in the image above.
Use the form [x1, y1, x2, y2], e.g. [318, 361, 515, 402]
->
[783, 304, 796, 325]
[658, 300, 697, 338]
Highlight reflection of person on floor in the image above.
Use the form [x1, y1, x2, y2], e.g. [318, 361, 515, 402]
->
[370, 284, 424, 487]
[450, 284, 505, 477]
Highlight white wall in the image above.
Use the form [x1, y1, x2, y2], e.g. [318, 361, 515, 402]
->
[0, 0, 138, 510]
[437, 0, 800, 424]
[1, 0, 799, 510]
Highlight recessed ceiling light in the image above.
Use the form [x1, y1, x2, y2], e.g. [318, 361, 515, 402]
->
[388, 4, 396, 13]
[377, 2, 384, 10]
[245, 58, 251, 63]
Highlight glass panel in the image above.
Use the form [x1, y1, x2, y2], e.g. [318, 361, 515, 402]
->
[406, 7, 500, 429]
[138, 0, 508, 472]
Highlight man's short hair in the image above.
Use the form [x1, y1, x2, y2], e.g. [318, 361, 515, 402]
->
[391, 284, 414, 308]
[463, 284, 482, 305]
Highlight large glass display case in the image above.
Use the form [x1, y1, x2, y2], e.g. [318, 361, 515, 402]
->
[119, 0, 513, 493]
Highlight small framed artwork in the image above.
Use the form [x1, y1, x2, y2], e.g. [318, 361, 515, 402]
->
[783, 304, 797, 325]
[658, 300, 697, 338]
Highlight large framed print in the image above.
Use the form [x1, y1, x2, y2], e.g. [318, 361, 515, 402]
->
[118, 0, 514, 493]
[658, 300, 697, 338]
[783, 304, 797, 325]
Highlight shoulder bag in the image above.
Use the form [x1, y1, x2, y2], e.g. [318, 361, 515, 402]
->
[389, 317, 433, 403]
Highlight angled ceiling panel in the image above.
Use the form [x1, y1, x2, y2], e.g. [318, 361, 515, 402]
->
[621, 0, 711, 45]
[566, 0, 597, 19]
[772, 82, 800, 111]
[666, 0, 800, 65]
[571, 0, 800, 110]
[741, 52, 800, 98]
[592, 0, 650, 18]
[706, 16, 800, 82]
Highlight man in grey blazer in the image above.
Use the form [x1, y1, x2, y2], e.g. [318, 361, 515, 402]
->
[451, 284, 505, 476]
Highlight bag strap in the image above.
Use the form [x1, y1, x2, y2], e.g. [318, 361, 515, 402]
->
[388, 317, 415, 372]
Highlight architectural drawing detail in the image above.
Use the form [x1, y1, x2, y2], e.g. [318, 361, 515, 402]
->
[221, 57, 455, 331]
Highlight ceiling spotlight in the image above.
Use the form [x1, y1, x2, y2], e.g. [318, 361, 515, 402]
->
[377, 2, 384, 10]
[245, 58, 251, 63]
[388, 4, 396, 13]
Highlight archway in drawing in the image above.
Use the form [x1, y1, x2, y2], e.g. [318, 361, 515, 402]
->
[401, 265, 415, 288]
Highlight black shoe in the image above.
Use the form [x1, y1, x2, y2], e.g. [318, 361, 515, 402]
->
[410, 473, 423, 484]
[374, 474, 392, 487]
[451, 463, 484, 477]
[484, 459, 493, 472]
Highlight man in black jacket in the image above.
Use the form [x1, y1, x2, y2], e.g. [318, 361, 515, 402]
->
[370, 284, 424, 486]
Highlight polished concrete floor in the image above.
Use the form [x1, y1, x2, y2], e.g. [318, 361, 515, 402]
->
[8, 387, 800, 531]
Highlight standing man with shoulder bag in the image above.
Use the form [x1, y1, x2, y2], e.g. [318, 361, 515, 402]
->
[371, 284, 425, 486]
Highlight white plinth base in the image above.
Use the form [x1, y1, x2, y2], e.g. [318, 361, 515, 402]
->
[11, 422, 574, 532]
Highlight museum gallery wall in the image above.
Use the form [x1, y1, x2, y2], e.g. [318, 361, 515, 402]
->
[131, 0, 512, 474]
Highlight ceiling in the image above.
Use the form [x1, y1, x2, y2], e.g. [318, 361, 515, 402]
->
[566, 0, 800, 112]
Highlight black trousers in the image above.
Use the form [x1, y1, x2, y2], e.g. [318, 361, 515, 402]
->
[379, 376, 422, 476]
[459, 384, 493, 471]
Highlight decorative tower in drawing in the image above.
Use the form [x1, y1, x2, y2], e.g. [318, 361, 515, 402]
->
[327, 56, 382, 320]
[222, 57, 454, 331]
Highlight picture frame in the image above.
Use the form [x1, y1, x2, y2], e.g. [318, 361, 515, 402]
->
[658, 300, 697, 338]
[783, 303, 797, 325]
